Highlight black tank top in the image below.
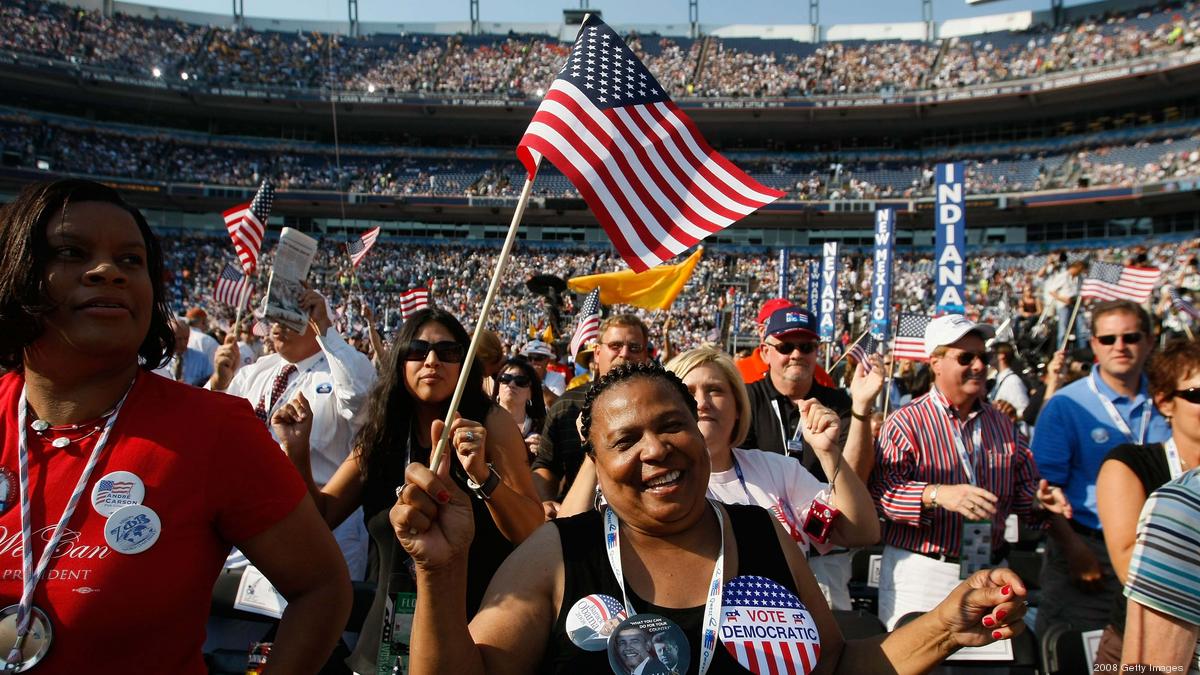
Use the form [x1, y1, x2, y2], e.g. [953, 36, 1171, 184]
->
[540, 504, 805, 675]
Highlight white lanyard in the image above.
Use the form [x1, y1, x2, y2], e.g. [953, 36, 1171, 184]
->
[1086, 371, 1151, 445]
[941, 397, 984, 487]
[10, 384, 129, 657]
[770, 400, 803, 452]
[1164, 438, 1186, 481]
[267, 355, 326, 414]
[603, 500, 724, 675]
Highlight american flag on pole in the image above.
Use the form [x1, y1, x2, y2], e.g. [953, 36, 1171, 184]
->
[569, 288, 602, 361]
[213, 263, 252, 309]
[1169, 286, 1200, 321]
[894, 313, 933, 361]
[720, 575, 820, 675]
[515, 16, 784, 273]
[847, 334, 880, 371]
[399, 287, 430, 320]
[348, 226, 381, 267]
[1079, 261, 1162, 303]
[223, 180, 274, 275]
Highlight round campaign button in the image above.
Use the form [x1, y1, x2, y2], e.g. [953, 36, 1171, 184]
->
[607, 613, 689, 675]
[720, 575, 821, 675]
[0, 468, 15, 515]
[1091, 427, 1110, 444]
[0, 603, 53, 672]
[566, 594, 627, 651]
[104, 504, 161, 555]
[90, 471, 146, 517]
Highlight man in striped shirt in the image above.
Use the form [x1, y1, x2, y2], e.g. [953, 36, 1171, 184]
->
[1122, 469, 1200, 672]
[872, 314, 1071, 629]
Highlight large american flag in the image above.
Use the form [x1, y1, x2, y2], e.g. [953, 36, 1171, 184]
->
[213, 263, 252, 309]
[1169, 286, 1200, 321]
[569, 288, 602, 361]
[348, 226, 381, 267]
[1079, 261, 1162, 303]
[894, 313, 933, 361]
[399, 287, 430, 320]
[516, 16, 784, 273]
[223, 180, 274, 275]
[720, 575, 820, 675]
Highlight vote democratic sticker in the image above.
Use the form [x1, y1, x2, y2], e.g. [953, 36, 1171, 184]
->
[720, 575, 821, 675]
[607, 614, 689, 675]
[565, 594, 627, 651]
[104, 504, 161, 554]
[91, 471, 145, 516]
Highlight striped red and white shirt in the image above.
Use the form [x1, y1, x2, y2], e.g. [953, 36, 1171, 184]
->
[871, 387, 1046, 557]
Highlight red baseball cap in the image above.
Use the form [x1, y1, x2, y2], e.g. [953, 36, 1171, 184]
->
[756, 298, 793, 324]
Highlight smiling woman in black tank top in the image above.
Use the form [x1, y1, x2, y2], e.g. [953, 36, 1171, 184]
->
[390, 362, 1032, 674]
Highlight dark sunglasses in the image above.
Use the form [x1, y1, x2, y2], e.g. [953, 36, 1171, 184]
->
[1096, 332, 1144, 346]
[601, 340, 645, 354]
[498, 373, 531, 387]
[954, 351, 989, 366]
[1173, 387, 1200, 404]
[767, 340, 818, 355]
[405, 339, 465, 363]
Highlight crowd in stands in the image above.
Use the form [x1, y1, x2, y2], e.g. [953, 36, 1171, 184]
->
[2, 0, 1200, 99]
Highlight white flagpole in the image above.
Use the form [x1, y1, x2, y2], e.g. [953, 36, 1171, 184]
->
[429, 160, 540, 473]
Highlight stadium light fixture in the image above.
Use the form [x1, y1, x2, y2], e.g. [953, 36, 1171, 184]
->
[152, 67, 162, 78]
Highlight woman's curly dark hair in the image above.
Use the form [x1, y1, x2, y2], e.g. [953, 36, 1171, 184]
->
[579, 360, 697, 455]
[0, 179, 174, 370]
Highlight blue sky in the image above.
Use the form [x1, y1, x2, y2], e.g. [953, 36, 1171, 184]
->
[129, 0, 1096, 25]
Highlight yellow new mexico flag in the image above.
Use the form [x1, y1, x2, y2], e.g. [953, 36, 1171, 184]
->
[567, 248, 703, 311]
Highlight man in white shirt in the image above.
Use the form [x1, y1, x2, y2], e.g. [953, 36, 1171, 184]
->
[1043, 260, 1087, 349]
[209, 289, 376, 579]
[186, 306, 219, 364]
[989, 342, 1030, 418]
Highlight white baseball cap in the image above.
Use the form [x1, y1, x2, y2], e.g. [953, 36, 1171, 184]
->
[923, 315, 996, 357]
[520, 340, 555, 359]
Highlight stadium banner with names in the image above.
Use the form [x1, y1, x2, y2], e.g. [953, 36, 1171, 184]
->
[818, 242, 839, 343]
[807, 260, 821, 318]
[871, 208, 896, 343]
[935, 162, 966, 315]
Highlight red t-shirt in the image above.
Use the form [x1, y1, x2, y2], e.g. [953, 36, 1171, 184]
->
[0, 370, 306, 673]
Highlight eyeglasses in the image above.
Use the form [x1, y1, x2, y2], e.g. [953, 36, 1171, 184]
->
[405, 340, 465, 363]
[601, 341, 645, 355]
[953, 351, 989, 366]
[1173, 387, 1200, 404]
[498, 373, 531, 387]
[1095, 332, 1144, 346]
[767, 340, 818, 355]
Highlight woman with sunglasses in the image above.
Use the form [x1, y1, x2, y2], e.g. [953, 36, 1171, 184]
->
[492, 357, 547, 464]
[270, 307, 543, 673]
[1092, 339, 1200, 666]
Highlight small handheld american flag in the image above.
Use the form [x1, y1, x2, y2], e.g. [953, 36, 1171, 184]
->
[516, 15, 784, 273]
[1079, 261, 1162, 304]
[348, 227, 381, 267]
[223, 180, 274, 275]
[213, 263, 252, 309]
[399, 287, 430, 320]
[569, 288, 602, 361]
[1168, 286, 1200, 321]
[847, 334, 880, 372]
[893, 313, 933, 362]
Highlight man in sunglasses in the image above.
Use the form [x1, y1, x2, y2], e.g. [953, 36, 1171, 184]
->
[532, 314, 651, 509]
[1032, 300, 1171, 637]
[872, 314, 1070, 630]
[209, 289, 377, 582]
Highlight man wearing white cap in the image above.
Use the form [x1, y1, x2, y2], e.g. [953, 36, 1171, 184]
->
[871, 314, 1071, 629]
[520, 339, 563, 407]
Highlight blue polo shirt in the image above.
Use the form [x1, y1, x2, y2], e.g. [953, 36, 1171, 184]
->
[1031, 370, 1170, 530]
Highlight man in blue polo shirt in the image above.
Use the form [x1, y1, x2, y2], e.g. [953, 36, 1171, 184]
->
[1032, 300, 1171, 636]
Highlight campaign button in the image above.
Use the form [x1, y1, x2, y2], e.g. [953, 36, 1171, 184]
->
[1091, 427, 1110, 444]
[0, 468, 14, 515]
[720, 575, 821, 675]
[104, 504, 161, 555]
[607, 613, 689, 675]
[91, 471, 146, 516]
[315, 382, 333, 394]
[565, 594, 627, 651]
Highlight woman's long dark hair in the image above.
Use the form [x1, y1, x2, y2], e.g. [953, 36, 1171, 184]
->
[492, 355, 546, 433]
[356, 307, 490, 477]
[0, 179, 174, 370]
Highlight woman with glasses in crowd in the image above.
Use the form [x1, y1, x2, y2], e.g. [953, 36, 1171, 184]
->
[269, 307, 543, 673]
[0, 179, 351, 672]
[1094, 339, 1200, 666]
[492, 356, 546, 463]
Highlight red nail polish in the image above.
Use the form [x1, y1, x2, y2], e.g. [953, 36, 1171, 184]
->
[982, 616, 995, 627]
[437, 491, 451, 503]
[992, 630, 1003, 640]
[1001, 585, 1011, 596]
[996, 609, 1007, 621]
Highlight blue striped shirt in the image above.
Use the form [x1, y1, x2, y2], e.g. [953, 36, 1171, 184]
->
[1125, 467, 1200, 674]
[871, 387, 1046, 557]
